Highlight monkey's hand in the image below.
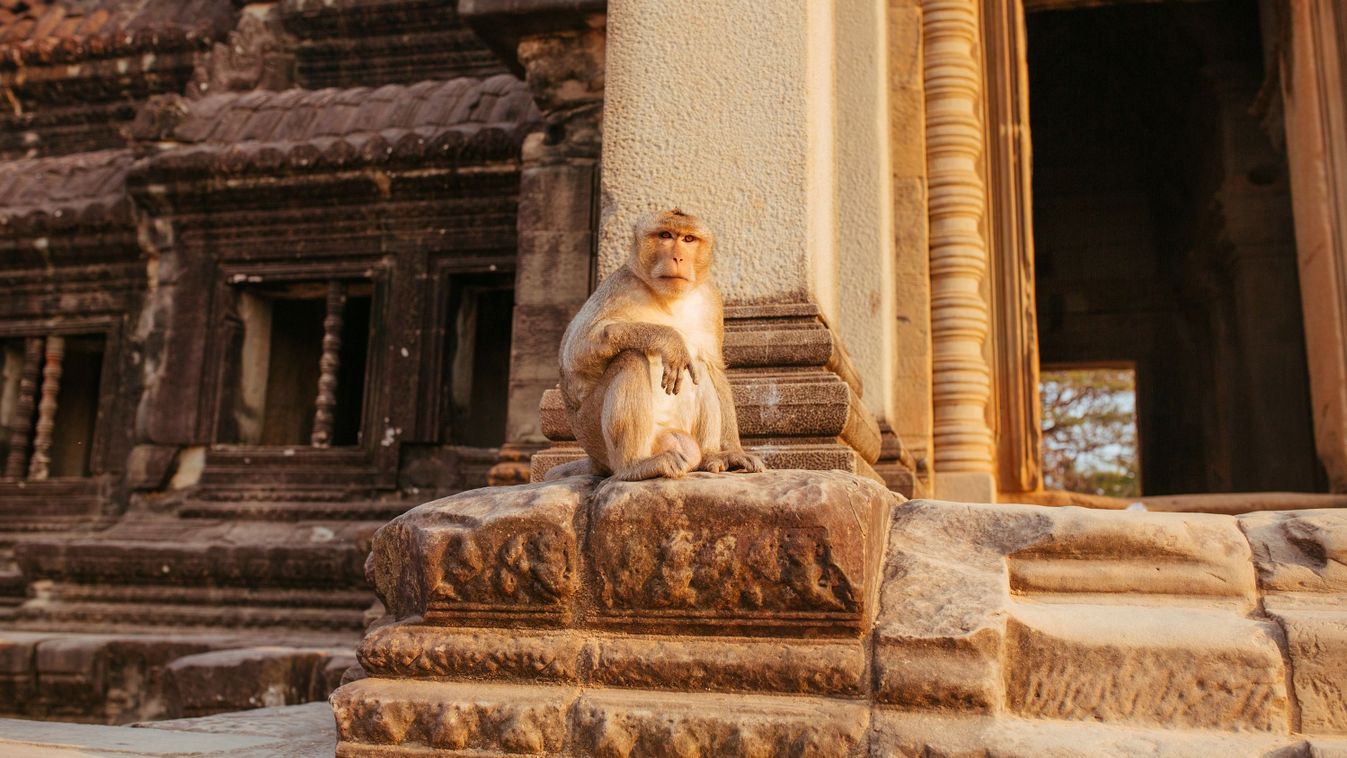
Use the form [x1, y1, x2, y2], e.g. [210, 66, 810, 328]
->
[658, 338, 698, 395]
[700, 449, 766, 474]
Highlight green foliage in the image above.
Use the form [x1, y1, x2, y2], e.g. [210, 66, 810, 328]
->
[1040, 368, 1141, 497]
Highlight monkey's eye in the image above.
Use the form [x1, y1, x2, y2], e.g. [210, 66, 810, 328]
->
[683, 235, 697, 243]
[658, 231, 674, 240]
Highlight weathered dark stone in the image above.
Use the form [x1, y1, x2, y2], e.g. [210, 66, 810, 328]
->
[162, 647, 353, 718]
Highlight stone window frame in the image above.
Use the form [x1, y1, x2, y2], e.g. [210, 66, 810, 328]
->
[0, 302, 136, 528]
[196, 259, 396, 491]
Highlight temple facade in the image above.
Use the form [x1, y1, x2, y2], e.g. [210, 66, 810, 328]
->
[0, 0, 1344, 724]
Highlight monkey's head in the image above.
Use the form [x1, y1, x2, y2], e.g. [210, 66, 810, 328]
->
[630, 208, 715, 299]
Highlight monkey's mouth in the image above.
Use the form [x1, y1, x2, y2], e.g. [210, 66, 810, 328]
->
[657, 275, 692, 283]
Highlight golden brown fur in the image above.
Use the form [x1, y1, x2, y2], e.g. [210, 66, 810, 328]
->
[552, 209, 765, 481]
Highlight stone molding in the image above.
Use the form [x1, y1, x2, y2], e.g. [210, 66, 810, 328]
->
[979, 0, 1042, 495]
[529, 304, 902, 490]
[1279, 0, 1347, 491]
[923, 0, 997, 498]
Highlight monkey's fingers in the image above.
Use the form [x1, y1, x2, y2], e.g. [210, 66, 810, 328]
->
[687, 362, 699, 385]
[672, 368, 683, 395]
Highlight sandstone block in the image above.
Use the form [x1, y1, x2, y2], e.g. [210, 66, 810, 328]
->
[586, 470, 894, 635]
[1004, 603, 1290, 732]
[571, 688, 869, 758]
[358, 623, 584, 683]
[163, 647, 345, 718]
[873, 501, 1052, 712]
[1240, 509, 1347, 599]
[0, 632, 49, 709]
[581, 635, 865, 697]
[871, 710, 1303, 757]
[331, 678, 575, 755]
[1268, 608, 1347, 734]
[367, 477, 593, 626]
[1008, 507, 1258, 605]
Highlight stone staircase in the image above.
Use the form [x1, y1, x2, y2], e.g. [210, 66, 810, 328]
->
[330, 474, 1347, 756]
[0, 514, 370, 723]
[873, 500, 1346, 755]
[0, 548, 25, 622]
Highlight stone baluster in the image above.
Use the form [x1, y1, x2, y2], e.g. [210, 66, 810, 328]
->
[924, 0, 997, 501]
[4, 337, 44, 478]
[27, 335, 65, 481]
[311, 280, 346, 448]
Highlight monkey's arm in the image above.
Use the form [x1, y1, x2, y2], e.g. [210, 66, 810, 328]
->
[594, 321, 698, 395]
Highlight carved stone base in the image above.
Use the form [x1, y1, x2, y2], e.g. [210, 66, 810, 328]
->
[530, 304, 918, 493]
[335, 468, 895, 755]
[333, 481, 1347, 755]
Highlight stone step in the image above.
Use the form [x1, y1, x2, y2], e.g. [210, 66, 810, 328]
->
[0, 567, 25, 604]
[13, 517, 375, 590]
[1005, 506, 1259, 607]
[357, 622, 867, 697]
[331, 678, 869, 757]
[872, 709, 1340, 757]
[0, 631, 358, 724]
[8, 599, 369, 632]
[1004, 602, 1291, 733]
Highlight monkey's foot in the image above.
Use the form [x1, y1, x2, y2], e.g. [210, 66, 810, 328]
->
[700, 450, 767, 474]
[613, 449, 698, 480]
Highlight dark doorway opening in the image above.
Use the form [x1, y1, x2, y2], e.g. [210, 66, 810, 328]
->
[1027, 0, 1323, 494]
[443, 273, 513, 448]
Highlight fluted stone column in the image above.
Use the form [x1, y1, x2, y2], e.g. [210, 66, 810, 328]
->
[924, 0, 997, 502]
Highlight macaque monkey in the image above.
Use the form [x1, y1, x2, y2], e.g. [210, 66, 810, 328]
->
[552, 209, 766, 481]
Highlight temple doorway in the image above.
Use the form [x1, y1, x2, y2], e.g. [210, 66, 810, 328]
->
[1024, 0, 1324, 494]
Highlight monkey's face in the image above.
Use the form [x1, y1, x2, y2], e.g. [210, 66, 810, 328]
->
[632, 211, 715, 299]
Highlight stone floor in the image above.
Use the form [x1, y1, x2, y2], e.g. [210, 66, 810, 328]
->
[0, 702, 335, 757]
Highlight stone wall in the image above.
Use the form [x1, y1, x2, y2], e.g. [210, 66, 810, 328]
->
[0, 0, 548, 722]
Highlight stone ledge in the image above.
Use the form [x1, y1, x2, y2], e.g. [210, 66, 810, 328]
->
[331, 678, 869, 758]
[358, 622, 866, 697]
[366, 470, 895, 637]
[870, 710, 1323, 757]
[335, 491, 1347, 754]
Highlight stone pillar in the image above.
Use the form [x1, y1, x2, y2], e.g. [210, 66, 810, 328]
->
[596, 0, 838, 306]
[529, 0, 917, 492]
[1278, 0, 1347, 492]
[889, 1, 936, 489]
[923, 0, 997, 502]
[980, 0, 1042, 497]
[463, 3, 606, 486]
